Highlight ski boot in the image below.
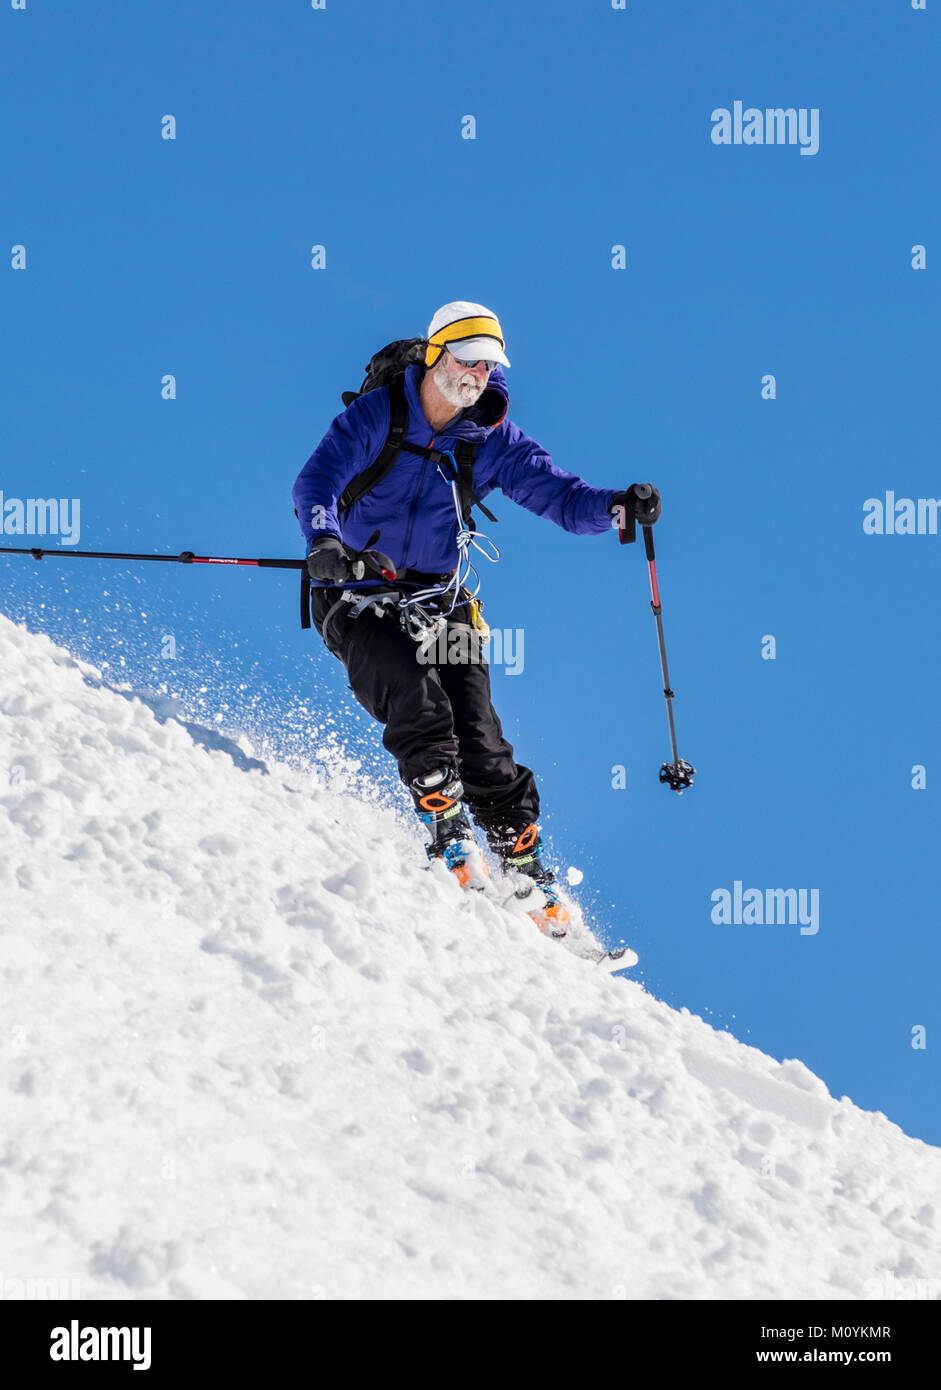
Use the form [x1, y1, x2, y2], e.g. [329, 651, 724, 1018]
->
[410, 768, 489, 891]
[489, 823, 569, 938]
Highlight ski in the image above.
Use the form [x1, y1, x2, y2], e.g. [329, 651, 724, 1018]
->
[503, 882, 638, 971]
[421, 828, 639, 971]
[425, 852, 639, 971]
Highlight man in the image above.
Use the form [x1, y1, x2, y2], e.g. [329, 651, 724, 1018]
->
[293, 301, 659, 934]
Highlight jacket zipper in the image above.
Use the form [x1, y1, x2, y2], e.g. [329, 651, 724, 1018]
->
[401, 429, 436, 563]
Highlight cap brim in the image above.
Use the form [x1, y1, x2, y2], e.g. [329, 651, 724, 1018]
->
[447, 336, 511, 368]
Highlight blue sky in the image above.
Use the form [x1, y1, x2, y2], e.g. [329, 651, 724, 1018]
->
[3, 0, 940, 1146]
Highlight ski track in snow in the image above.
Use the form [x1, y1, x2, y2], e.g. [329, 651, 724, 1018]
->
[0, 613, 939, 1301]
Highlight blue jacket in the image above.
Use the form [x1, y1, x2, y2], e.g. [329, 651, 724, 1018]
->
[293, 364, 616, 582]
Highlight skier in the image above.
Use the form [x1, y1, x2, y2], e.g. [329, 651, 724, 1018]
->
[293, 301, 660, 936]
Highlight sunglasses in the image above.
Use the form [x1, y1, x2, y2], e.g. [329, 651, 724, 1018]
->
[448, 352, 498, 371]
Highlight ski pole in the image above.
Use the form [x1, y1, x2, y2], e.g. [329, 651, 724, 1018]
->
[0, 545, 306, 569]
[0, 538, 398, 582]
[617, 488, 695, 794]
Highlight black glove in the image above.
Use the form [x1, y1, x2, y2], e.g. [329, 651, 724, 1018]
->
[611, 483, 662, 527]
[306, 535, 364, 584]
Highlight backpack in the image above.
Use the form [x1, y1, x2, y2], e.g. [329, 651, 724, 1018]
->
[299, 338, 497, 629]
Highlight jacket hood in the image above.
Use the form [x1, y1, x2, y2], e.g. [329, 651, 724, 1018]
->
[404, 363, 508, 443]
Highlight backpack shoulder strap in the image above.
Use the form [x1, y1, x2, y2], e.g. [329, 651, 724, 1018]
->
[337, 376, 410, 517]
[453, 441, 477, 525]
[452, 440, 497, 526]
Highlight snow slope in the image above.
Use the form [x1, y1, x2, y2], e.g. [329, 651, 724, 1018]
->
[1, 612, 939, 1302]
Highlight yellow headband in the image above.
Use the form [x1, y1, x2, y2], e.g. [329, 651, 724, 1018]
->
[425, 315, 505, 368]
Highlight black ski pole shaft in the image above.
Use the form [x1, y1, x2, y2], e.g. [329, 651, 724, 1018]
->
[639, 525, 695, 793]
[0, 545, 306, 569]
[0, 540, 398, 582]
[643, 527, 680, 765]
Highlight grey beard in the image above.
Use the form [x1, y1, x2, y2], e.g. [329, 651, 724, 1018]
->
[432, 357, 485, 411]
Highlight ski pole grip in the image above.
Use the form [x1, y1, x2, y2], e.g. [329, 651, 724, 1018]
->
[643, 526, 656, 561]
[362, 549, 398, 582]
[617, 484, 652, 546]
[618, 509, 635, 545]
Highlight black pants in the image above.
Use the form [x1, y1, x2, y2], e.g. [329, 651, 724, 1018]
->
[310, 589, 539, 842]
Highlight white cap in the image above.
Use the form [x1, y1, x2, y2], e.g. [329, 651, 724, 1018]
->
[425, 300, 511, 368]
